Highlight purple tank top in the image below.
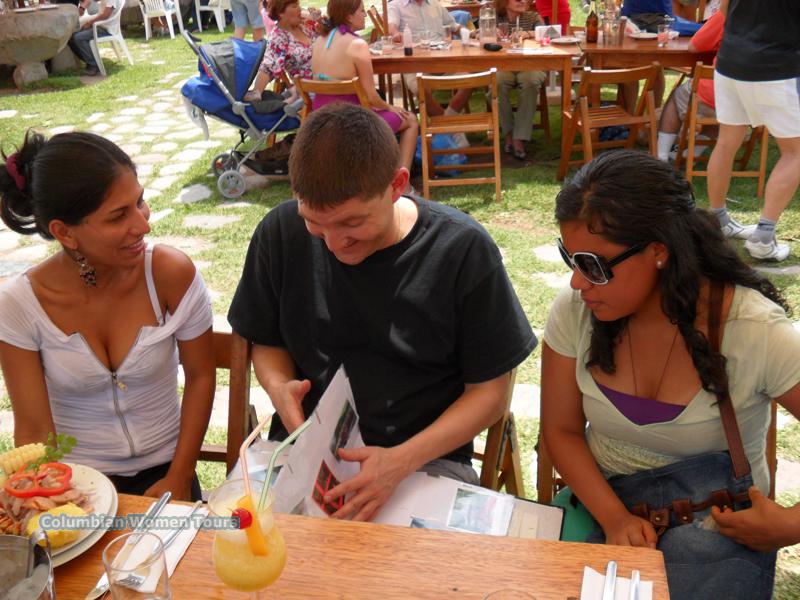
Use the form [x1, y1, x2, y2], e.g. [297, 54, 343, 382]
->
[595, 381, 686, 425]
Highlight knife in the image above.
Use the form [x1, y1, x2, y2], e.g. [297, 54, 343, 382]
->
[84, 491, 171, 600]
[628, 569, 640, 600]
[601, 560, 617, 600]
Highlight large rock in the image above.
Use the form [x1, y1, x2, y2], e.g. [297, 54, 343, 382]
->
[51, 45, 80, 73]
[0, 5, 79, 87]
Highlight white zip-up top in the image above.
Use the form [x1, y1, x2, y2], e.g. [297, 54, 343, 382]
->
[0, 246, 213, 476]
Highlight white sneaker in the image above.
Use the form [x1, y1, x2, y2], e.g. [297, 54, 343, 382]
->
[452, 132, 470, 148]
[720, 217, 757, 240]
[744, 238, 791, 261]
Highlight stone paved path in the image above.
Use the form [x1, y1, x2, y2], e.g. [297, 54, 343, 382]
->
[1, 81, 800, 502]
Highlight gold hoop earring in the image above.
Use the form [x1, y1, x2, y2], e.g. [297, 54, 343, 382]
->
[74, 252, 97, 287]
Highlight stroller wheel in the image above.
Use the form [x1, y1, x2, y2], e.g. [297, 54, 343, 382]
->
[218, 170, 246, 199]
[212, 153, 236, 177]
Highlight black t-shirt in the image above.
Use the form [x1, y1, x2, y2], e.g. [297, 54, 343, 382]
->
[228, 197, 537, 463]
[716, 0, 800, 81]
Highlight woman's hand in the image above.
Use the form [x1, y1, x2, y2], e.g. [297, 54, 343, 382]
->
[387, 105, 410, 119]
[602, 512, 658, 548]
[144, 474, 193, 501]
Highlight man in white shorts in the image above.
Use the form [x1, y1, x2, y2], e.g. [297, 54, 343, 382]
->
[706, 0, 800, 261]
[230, 0, 265, 40]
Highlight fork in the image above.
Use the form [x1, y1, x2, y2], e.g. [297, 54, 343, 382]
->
[114, 500, 204, 590]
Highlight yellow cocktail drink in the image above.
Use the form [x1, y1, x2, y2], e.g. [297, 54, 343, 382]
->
[209, 479, 287, 592]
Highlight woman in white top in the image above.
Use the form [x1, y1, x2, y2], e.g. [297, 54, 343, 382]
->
[0, 131, 215, 501]
[541, 150, 800, 599]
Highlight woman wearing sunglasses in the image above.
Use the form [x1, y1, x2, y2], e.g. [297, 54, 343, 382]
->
[540, 150, 800, 599]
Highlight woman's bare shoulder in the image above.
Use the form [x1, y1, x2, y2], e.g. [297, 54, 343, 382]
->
[151, 244, 198, 310]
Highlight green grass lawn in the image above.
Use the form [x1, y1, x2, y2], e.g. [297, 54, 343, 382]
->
[2, 3, 800, 596]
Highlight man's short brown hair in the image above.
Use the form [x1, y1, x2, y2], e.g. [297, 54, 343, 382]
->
[289, 103, 400, 210]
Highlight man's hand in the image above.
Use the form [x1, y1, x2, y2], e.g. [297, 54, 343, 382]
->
[712, 486, 800, 552]
[602, 512, 658, 548]
[324, 446, 412, 522]
[270, 379, 311, 433]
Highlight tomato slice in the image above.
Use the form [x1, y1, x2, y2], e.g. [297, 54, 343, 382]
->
[3, 462, 73, 498]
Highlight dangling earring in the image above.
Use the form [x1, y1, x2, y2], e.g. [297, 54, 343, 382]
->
[75, 252, 97, 287]
[656, 261, 664, 268]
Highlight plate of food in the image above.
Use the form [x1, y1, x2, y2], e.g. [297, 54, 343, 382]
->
[0, 441, 119, 567]
[551, 36, 580, 44]
[630, 31, 658, 39]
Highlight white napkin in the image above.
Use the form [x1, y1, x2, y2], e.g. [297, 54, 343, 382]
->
[580, 566, 653, 600]
[121, 502, 208, 594]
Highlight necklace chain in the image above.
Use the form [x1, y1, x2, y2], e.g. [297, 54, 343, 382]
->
[627, 322, 679, 401]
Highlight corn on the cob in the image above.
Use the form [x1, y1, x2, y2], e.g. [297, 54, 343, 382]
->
[0, 443, 46, 482]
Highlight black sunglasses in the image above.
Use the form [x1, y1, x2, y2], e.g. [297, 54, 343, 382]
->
[557, 238, 648, 285]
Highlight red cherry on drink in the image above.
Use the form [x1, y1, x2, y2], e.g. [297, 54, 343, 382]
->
[232, 507, 253, 529]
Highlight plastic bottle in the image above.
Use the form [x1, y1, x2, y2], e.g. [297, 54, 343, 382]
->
[585, 0, 598, 43]
[403, 24, 413, 56]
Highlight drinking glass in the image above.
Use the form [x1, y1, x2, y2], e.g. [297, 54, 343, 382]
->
[381, 35, 394, 54]
[657, 22, 670, 47]
[418, 28, 431, 48]
[209, 479, 286, 598]
[102, 532, 171, 600]
[510, 26, 523, 49]
[497, 22, 509, 41]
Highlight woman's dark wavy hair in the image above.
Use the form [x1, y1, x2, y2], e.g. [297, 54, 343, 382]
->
[555, 150, 789, 402]
[0, 130, 135, 240]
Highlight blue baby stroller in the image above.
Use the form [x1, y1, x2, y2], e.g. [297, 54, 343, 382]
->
[180, 32, 303, 198]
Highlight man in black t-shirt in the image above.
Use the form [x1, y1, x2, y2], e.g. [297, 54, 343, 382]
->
[706, 0, 800, 262]
[228, 104, 536, 521]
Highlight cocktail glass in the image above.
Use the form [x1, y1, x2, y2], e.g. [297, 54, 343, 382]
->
[209, 479, 286, 598]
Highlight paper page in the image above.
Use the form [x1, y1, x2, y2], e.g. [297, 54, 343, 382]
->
[273, 366, 364, 515]
[509, 498, 563, 541]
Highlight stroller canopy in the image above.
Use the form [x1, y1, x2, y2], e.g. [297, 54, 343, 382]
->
[181, 38, 300, 133]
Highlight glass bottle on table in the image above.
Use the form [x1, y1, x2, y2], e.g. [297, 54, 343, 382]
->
[585, 0, 598, 43]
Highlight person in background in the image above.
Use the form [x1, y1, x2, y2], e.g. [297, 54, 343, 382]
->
[495, 0, 546, 161]
[541, 150, 799, 599]
[231, 0, 266, 40]
[310, 0, 419, 175]
[655, 9, 724, 161]
[68, 0, 116, 77]
[0, 132, 215, 500]
[245, 0, 319, 102]
[387, 0, 472, 131]
[228, 103, 536, 522]
[533, 0, 569, 34]
[706, 0, 800, 261]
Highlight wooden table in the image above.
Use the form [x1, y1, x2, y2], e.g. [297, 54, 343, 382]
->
[580, 36, 715, 70]
[55, 494, 671, 599]
[441, 1, 482, 17]
[372, 41, 581, 140]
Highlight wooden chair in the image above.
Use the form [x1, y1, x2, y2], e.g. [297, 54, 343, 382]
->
[294, 77, 371, 119]
[557, 63, 661, 181]
[675, 62, 769, 199]
[536, 399, 780, 503]
[198, 331, 256, 473]
[417, 69, 502, 202]
[474, 369, 525, 496]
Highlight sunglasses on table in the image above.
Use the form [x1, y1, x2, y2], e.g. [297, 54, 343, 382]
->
[556, 238, 648, 285]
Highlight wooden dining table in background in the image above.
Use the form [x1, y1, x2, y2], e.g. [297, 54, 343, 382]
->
[55, 494, 671, 599]
[580, 35, 715, 70]
[371, 40, 581, 143]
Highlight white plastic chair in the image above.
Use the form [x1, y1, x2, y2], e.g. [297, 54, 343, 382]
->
[196, 0, 230, 33]
[139, 0, 185, 40]
[89, 0, 134, 77]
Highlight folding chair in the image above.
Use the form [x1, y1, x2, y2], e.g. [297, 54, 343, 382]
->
[474, 369, 525, 496]
[675, 62, 769, 199]
[196, 0, 229, 33]
[418, 69, 502, 202]
[557, 63, 660, 181]
[198, 331, 257, 473]
[88, 0, 134, 77]
[139, 0, 185, 40]
[294, 77, 371, 120]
